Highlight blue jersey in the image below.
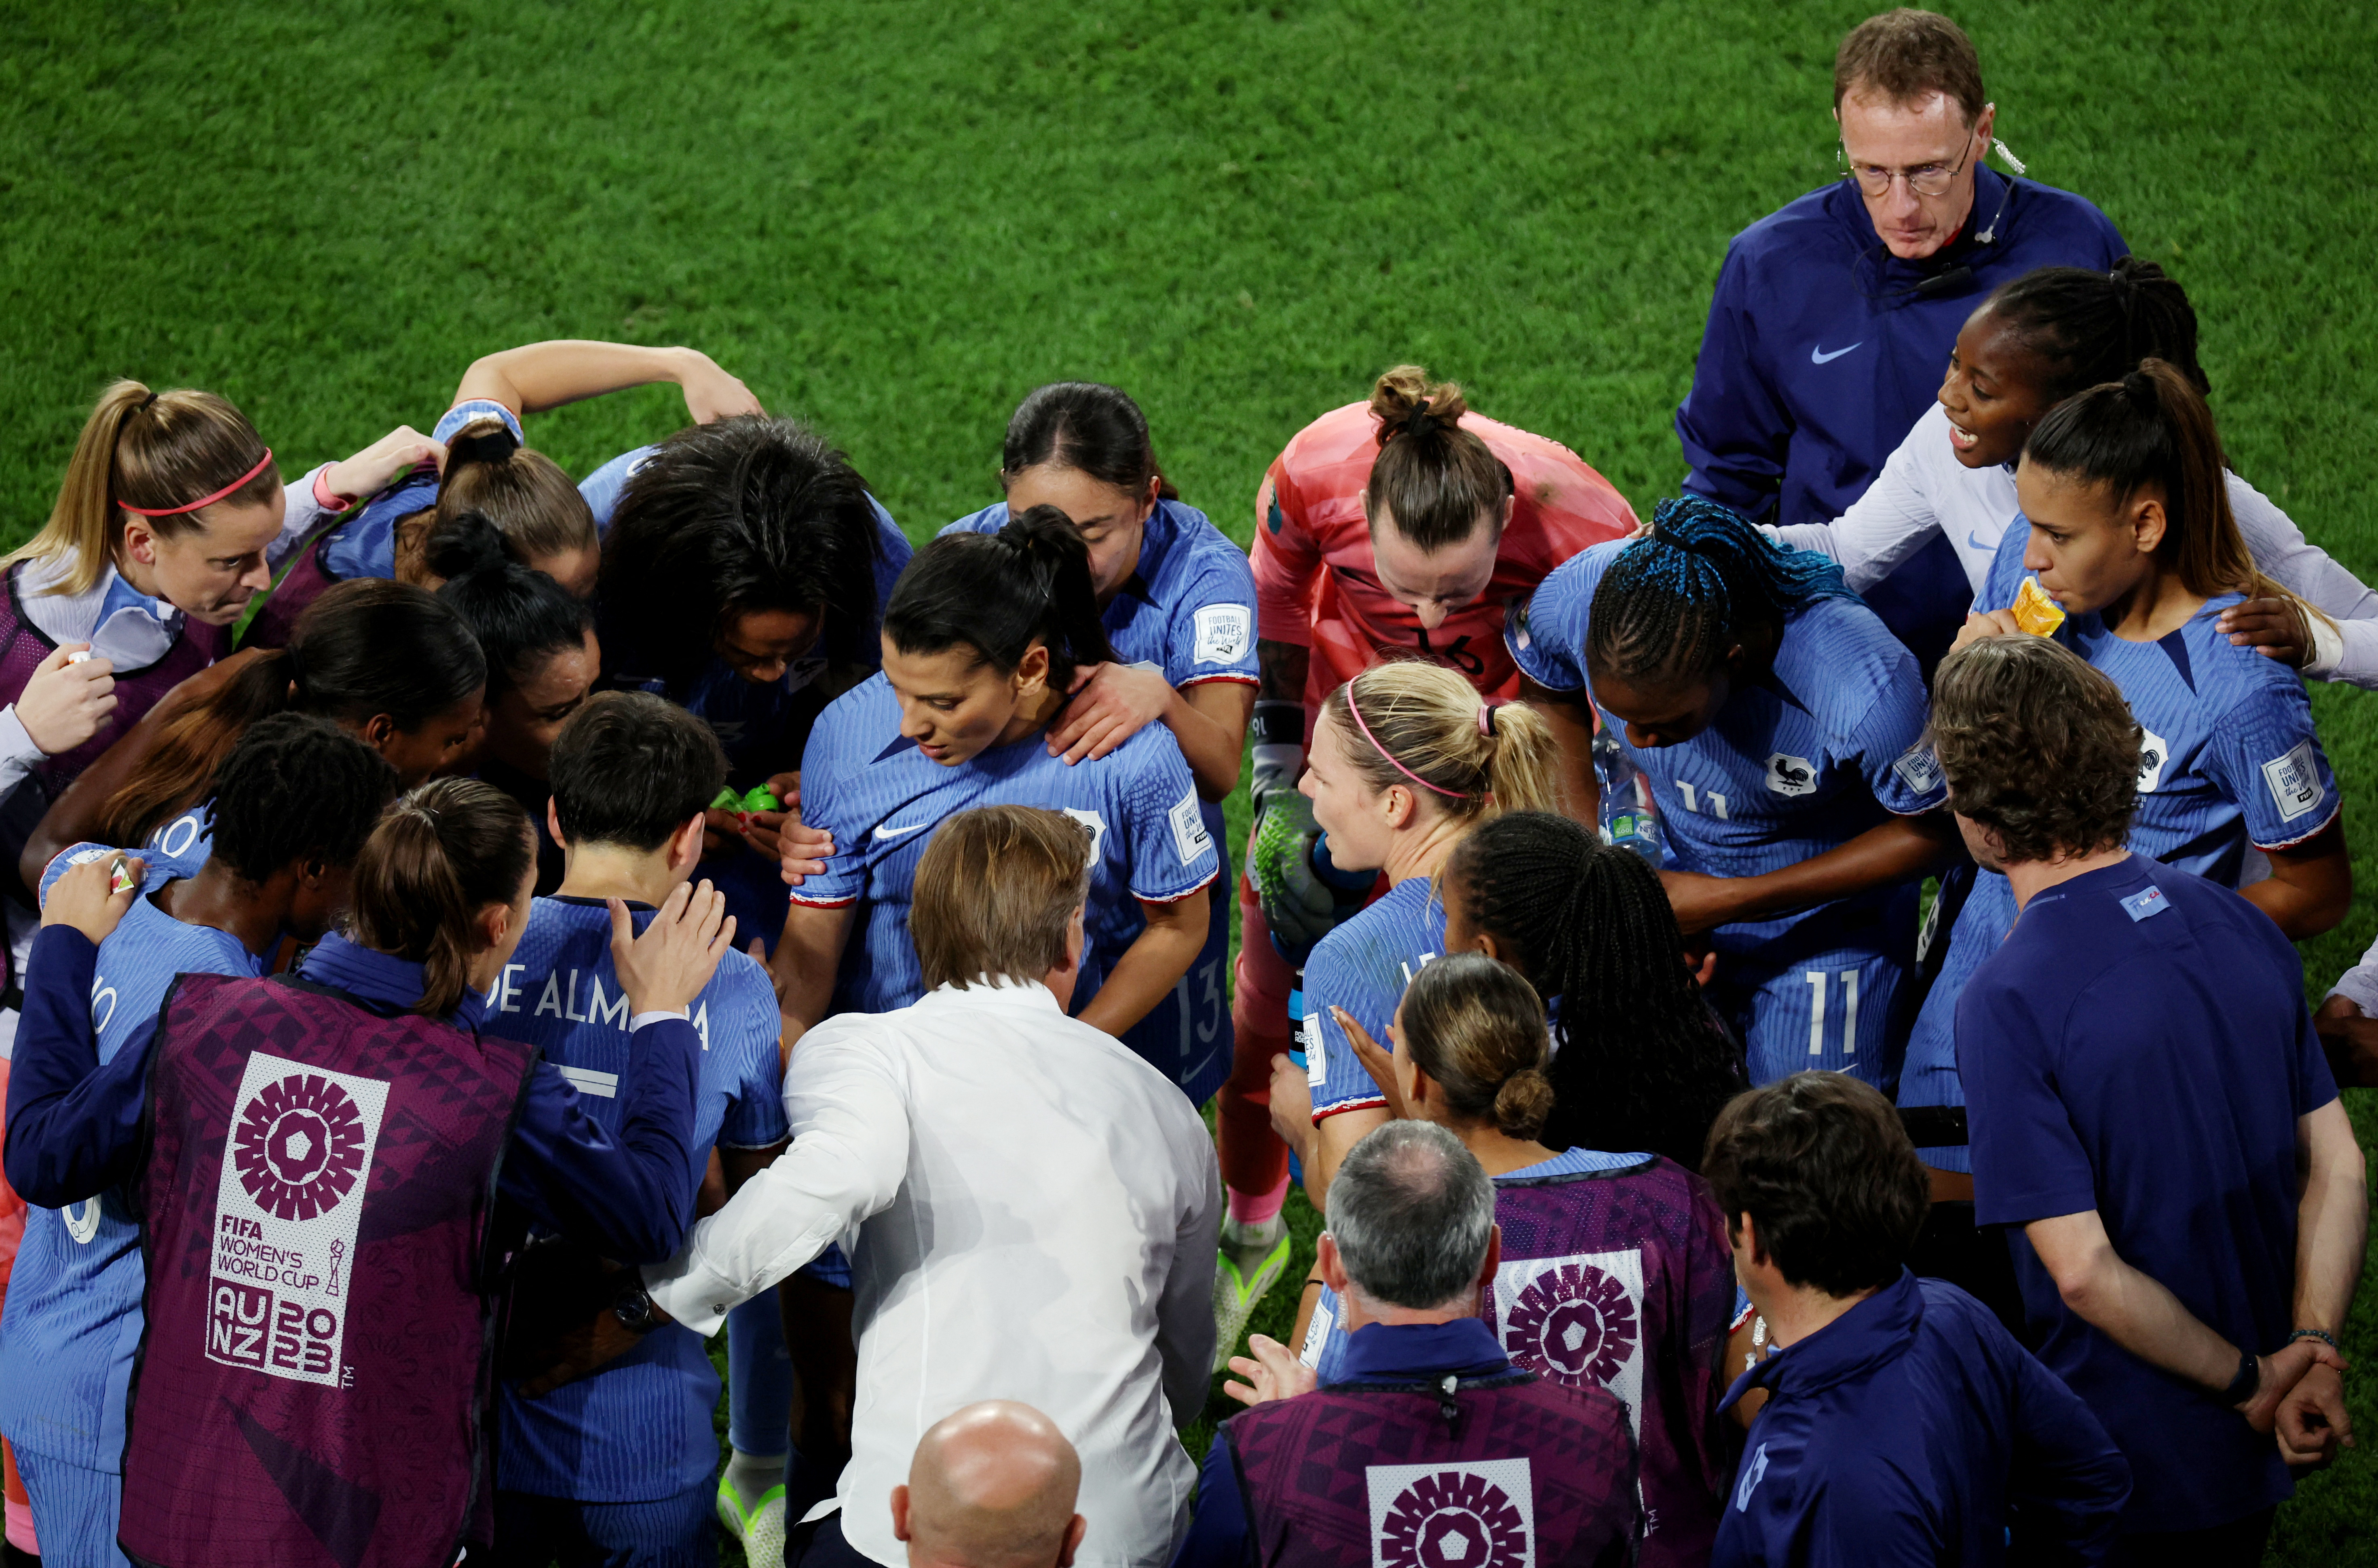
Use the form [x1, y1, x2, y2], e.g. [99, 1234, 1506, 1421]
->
[1509, 538, 1947, 960]
[578, 442, 659, 531]
[140, 805, 213, 880]
[943, 496, 1255, 1103]
[488, 895, 787, 1502]
[1899, 527, 2343, 1159]
[793, 675, 1219, 1063]
[1299, 876, 1445, 1119]
[0, 848, 260, 1471]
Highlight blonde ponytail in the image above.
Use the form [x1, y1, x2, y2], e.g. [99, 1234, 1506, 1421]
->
[1318, 660, 1567, 824]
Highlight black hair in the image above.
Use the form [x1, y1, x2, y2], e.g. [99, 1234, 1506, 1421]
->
[1586, 495, 1857, 686]
[1701, 1072, 1930, 1298]
[204, 713, 400, 884]
[1446, 812, 1747, 1170]
[433, 513, 596, 702]
[546, 691, 730, 854]
[1985, 257, 2209, 405]
[596, 415, 885, 687]
[1001, 382, 1178, 501]
[883, 505, 1117, 688]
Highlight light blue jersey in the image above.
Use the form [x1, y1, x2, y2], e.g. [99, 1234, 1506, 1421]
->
[941, 497, 1256, 1104]
[489, 895, 787, 1502]
[794, 673, 1221, 1090]
[140, 805, 212, 880]
[578, 442, 660, 531]
[1900, 525, 2342, 1168]
[1509, 539, 1946, 1087]
[1301, 877, 1445, 1120]
[0, 847, 260, 1473]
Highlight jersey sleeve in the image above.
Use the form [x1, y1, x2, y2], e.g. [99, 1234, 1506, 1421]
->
[1117, 735, 1219, 905]
[1828, 413, 1947, 595]
[1250, 459, 1325, 647]
[434, 399, 525, 446]
[1300, 931, 1391, 1121]
[1165, 551, 1261, 690]
[713, 961, 791, 1149]
[37, 842, 140, 907]
[2202, 675, 2340, 850]
[1838, 637, 1948, 816]
[1973, 522, 2032, 615]
[579, 444, 659, 531]
[1505, 546, 1609, 694]
[788, 703, 870, 909]
[1964, 970, 2097, 1228]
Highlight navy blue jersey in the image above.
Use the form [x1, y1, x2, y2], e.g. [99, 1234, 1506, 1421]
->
[489, 895, 786, 1502]
[1675, 167, 2125, 663]
[0, 848, 260, 1471]
[1300, 876, 1445, 1120]
[1509, 539, 1947, 960]
[1965, 857, 2328, 1532]
[793, 675, 1218, 1042]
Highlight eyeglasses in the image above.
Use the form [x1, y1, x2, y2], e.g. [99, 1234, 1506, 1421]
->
[1837, 130, 1977, 198]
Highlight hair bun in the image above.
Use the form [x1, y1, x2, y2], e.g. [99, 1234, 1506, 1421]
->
[1493, 1066, 1556, 1141]
[443, 416, 520, 473]
[422, 509, 515, 582]
[1367, 365, 1470, 450]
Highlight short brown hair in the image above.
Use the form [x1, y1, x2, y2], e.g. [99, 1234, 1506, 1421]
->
[910, 806, 1093, 990]
[1929, 634, 2140, 865]
[1701, 1072, 1928, 1298]
[1834, 9, 1985, 125]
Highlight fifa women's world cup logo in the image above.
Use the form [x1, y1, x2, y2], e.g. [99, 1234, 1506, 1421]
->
[1366, 1458, 1536, 1568]
[1490, 1249, 1648, 1432]
[233, 1074, 369, 1222]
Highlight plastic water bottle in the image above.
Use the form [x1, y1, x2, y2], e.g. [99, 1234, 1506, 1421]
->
[1592, 727, 1664, 865]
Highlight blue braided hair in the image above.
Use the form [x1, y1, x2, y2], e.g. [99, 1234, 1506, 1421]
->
[1585, 495, 1857, 683]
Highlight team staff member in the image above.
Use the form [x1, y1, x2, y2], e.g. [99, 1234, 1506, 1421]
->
[1706, 1073, 2130, 1566]
[4, 780, 727, 1568]
[1510, 497, 1953, 1089]
[942, 382, 1257, 1107]
[1937, 636, 2365, 1560]
[1232, 366, 1634, 1326]
[1676, 8, 2125, 665]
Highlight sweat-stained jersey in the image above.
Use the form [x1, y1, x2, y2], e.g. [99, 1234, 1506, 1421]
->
[487, 895, 787, 1503]
[1899, 523, 2342, 1167]
[1299, 876, 1446, 1121]
[792, 674, 1221, 1091]
[942, 496, 1257, 1104]
[0, 848, 261, 1473]
[1254, 401, 1637, 716]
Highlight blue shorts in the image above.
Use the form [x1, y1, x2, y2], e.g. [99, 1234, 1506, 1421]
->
[1713, 942, 1908, 1093]
[15, 1450, 130, 1568]
[1116, 876, 1232, 1108]
[1896, 871, 2019, 1174]
[491, 1482, 714, 1567]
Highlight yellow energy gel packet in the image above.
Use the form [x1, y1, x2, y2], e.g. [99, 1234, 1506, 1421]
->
[2011, 576, 2067, 637]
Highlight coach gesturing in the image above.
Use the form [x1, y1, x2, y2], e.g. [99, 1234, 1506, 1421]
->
[1674, 8, 2124, 667]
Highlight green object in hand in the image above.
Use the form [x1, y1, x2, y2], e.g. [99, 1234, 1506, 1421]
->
[710, 787, 743, 811]
[741, 785, 781, 813]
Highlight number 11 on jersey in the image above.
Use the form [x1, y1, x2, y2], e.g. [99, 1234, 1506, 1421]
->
[1804, 969, 1860, 1057]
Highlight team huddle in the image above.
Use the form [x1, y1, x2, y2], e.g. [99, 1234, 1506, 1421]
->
[0, 8, 2371, 1568]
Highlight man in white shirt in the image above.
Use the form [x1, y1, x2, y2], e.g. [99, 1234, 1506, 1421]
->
[641, 804, 1221, 1568]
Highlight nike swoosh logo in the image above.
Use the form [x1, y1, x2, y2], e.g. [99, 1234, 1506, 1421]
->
[1810, 342, 1864, 365]
[872, 821, 932, 842]
[1967, 530, 1995, 553]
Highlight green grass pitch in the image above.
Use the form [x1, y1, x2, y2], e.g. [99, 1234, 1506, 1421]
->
[4, 2, 2374, 1560]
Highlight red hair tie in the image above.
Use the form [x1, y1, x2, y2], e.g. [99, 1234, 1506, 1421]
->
[119, 450, 275, 518]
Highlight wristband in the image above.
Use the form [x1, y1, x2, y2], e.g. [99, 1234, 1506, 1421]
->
[2290, 1327, 2340, 1353]
[312, 467, 356, 513]
[2221, 1345, 2260, 1406]
[1253, 701, 1305, 747]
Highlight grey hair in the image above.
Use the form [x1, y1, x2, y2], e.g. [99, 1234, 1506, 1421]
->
[1326, 1122, 1495, 1311]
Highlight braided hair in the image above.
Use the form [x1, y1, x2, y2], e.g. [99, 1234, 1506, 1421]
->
[1445, 812, 1747, 1169]
[205, 713, 400, 884]
[1586, 494, 1856, 686]
[1984, 257, 2209, 405]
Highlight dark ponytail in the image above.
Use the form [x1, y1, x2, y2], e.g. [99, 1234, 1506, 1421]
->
[1363, 365, 1512, 551]
[1446, 812, 1747, 1169]
[435, 515, 593, 703]
[884, 504, 1117, 688]
[1001, 382, 1178, 502]
[1985, 257, 2209, 405]
[1398, 952, 1559, 1142]
[95, 579, 487, 845]
[1586, 494, 1856, 686]
[2022, 359, 2297, 609]
[346, 777, 533, 1018]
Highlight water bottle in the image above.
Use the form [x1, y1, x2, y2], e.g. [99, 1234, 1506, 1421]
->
[1592, 726, 1664, 865]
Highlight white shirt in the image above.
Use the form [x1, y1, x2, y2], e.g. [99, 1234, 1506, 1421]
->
[1775, 403, 2378, 686]
[644, 980, 1221, 1568]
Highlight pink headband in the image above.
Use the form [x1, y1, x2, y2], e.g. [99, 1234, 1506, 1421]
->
[118, 450, 274, 517]
[1345, 673, 1466, 799]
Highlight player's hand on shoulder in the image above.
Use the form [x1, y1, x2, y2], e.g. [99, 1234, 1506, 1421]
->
[323, 425, 446, 500]
[610, 880, 735, 1017]
[1332, 1006, 1411, 1120]
[1048, 661, 1173, 765]
[15, 642, 117, 757]
[2218, 597, 2312, 667]
[42, 853, 141, 943]
[777, 821, 834, 886]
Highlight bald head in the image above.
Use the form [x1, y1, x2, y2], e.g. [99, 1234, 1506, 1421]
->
[893, 1401, 1086, 1568]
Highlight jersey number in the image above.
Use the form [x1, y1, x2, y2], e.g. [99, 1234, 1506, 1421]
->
[1676, 782, 1730, 819]
[1804, 970, 1860, 1057]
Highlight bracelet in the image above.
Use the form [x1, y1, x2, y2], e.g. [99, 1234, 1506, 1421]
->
[312, 467, 356, 513]
[1300, 1277, 1326, 1294]
[2221, 1345, 2260, 1406]
[2290, 1327, 2340, 1353]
